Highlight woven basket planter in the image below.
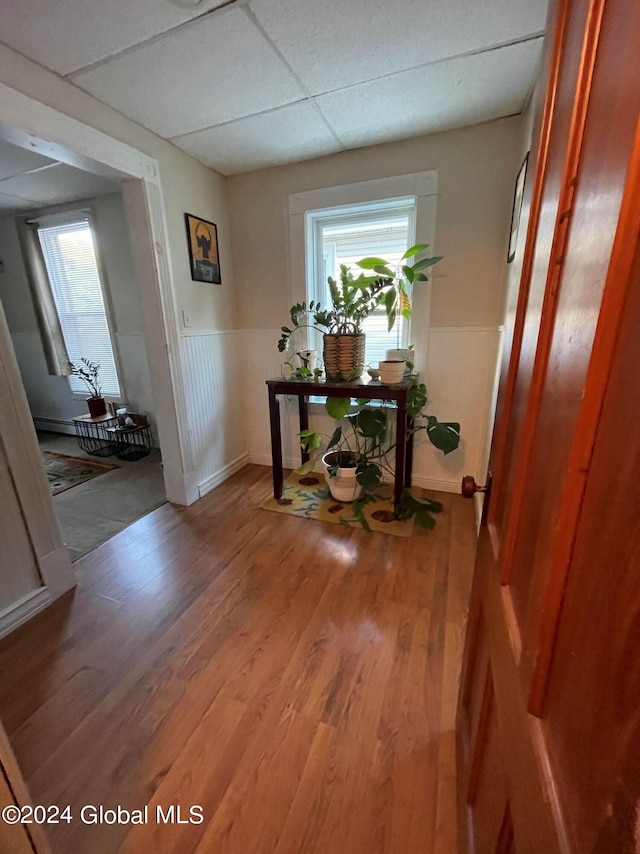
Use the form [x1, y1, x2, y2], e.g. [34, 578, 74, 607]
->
[323, 333, 365, 381]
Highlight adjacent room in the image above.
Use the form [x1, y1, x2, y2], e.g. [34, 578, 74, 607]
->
[2, 0, 638, 852]
[0, 139, 166, 561]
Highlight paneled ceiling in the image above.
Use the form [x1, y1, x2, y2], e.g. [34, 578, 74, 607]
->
[0, 139, 120, 215]
[0, 0, 548, 175]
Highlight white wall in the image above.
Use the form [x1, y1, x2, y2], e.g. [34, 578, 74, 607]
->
[0, 193, 158, 435]
[228, 117, 525, 491]
[0, 43, 247, 496]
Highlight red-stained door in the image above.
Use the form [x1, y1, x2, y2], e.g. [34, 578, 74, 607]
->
[456, 0, 640, 850]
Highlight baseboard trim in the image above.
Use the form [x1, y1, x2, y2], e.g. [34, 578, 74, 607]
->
[247, 456, 460, 495]
[410, 475, 461, 495]
[248, 453, 300, 470]
[199, 452, 250, 498]
[0, 587, 53, 640]
[33, 417, 76, 436]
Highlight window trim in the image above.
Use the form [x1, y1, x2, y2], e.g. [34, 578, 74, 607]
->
[288, 171, 438, 370]
[305, 198, 417, 360]
[36, 208, 124, 402]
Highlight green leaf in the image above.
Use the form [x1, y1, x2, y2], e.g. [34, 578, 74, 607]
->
[327, 426, 342, 448]
[387, 308, 397, 332]
[373, 265, 394, 278]
[412, 256, 442, 271]
[413, 272, 429, 282]
[401, 243, 428, 260]
[427, 420, 461, 455]
[384, 288, 397, 313]
[350, 500, 373, 533]
[325, 396, 352, 420]
[402, 264, 415, 284]
[351, 273, 382, 288]
[414, 512, 436, 529]
[281, 326, 291, 333]
[356, 257, 388, 269]
[356, 408, 386, 438]
[298, 429, 322, 453]
[356, 398, 370, 405]
[296, 459, 316, 475]
[356, 461, 382, 490]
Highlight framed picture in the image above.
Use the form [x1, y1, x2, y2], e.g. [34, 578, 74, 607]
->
[185, 213, 222, 284]
[507, 152, 529, 263]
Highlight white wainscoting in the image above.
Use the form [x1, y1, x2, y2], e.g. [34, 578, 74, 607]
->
[240, 327, 502, 495]
[180, 330, 248, 497]
[416, 326, 502, 492]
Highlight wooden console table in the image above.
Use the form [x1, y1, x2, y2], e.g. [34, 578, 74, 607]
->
[266, 376, 415, 507]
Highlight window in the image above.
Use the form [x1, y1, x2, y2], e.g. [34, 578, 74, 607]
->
[37, 215, 121, 397]
[306, 198, 416, 366]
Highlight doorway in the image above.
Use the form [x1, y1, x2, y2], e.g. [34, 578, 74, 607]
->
[0, 152, 168, 560]
[0, 83, 191, 637]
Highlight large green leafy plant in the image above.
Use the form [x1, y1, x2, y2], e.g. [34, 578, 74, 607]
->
[298, 373, 460, 530]
[278, 243, 441, 352]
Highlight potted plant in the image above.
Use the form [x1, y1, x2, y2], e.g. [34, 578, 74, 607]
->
[298, 372, 460, 529]
[278, 243, 441, 381]
[69, 357, 107, 418]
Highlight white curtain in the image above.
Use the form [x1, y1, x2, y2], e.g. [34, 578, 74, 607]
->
[16, 217, 71, 377]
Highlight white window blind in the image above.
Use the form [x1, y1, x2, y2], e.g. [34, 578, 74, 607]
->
[308, 200, 415, 368]
[38, 217, 121, 398]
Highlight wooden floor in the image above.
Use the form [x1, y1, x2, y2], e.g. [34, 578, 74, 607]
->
[0, 465, 476, 854]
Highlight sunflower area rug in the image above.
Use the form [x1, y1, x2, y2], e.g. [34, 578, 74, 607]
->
[43, 451, 117, 496]
[260, 470, 416, 538]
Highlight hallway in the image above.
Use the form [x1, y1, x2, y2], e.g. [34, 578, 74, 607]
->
[0, 465, 476, 853]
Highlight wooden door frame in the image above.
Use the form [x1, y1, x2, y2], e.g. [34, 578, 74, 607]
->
[0, 82, 198, 504]
[0, 83, 198, 636]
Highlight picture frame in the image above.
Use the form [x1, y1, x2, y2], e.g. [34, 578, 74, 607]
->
[507, 152, 529, 263]
[184, 213, 222, 284]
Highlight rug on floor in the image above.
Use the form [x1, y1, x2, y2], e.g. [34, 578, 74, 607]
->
[43, 451, 117, 495]
[260, 470, 415, 537]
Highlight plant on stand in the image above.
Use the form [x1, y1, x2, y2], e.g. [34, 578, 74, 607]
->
[69, 357, 107, 418]
[278, 243, 441, 381]
[298, 375, 460, 531]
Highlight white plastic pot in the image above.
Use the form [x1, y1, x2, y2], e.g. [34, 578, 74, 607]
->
[321, 451, 363, 502]
[378, 360, 405, 384]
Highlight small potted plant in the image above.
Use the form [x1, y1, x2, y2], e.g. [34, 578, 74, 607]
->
[69, 358, 107, 418]
[278, 243, 441, 381]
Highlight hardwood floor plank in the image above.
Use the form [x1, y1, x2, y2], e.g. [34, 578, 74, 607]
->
[0, 465, 476, 854]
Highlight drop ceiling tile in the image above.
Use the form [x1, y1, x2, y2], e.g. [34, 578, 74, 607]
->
[0, 0, 234, 76]
[71, 9, 306, 138]
[0, 192, 40, 213]
[173, 101, 342, 174]
[0, 139, 55, 181]
[251, 0, 548, 95]
[0, 164, 120, 206]
[316, 40, 542, 149]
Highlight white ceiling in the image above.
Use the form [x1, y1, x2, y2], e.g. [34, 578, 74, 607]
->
[0, 0, 548, 176]
[0, 139, 120, 215]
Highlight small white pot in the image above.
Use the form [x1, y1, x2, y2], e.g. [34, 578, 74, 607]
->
[321, 451, 363, 502]
[296, 349, 317, 371]
[378, 360, 405, 384]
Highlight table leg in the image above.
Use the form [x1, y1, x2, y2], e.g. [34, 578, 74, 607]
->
[298, 394, 309, 465]
[405, 415, 414, 488]
[268, 386, 283, 499]
[394, 394, 407, 508]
